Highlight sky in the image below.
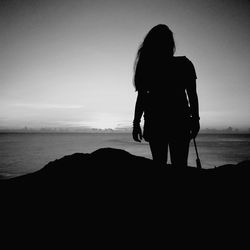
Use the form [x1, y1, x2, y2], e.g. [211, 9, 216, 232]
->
[0, 0, 250, 129]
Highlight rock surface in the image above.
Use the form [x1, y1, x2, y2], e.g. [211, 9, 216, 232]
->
[1, 147, 249, 191]
[1, 147, 250, 224]
[2, 147, 249, 245]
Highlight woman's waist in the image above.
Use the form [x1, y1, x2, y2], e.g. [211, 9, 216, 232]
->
[144, 106, 190, 118]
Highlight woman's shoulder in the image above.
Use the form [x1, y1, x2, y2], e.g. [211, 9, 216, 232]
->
[173, 56, 193, 64]
[173, 56, 195, 68]
[173, 56, 197, 78]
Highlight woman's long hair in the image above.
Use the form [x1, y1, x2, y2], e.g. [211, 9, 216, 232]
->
[133, 24, 176, 91]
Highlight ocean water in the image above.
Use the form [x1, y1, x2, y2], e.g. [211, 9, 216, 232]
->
[0, 133, 250, 179]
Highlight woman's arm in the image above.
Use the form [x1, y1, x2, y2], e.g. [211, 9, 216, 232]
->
[132, 90, 146, 142]
[186, 79, 199, 119]
[186, 79, 200, 138]
[133, 91, 145, 124]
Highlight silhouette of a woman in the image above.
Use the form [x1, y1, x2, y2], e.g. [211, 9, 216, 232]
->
[132, 24, 200, 167]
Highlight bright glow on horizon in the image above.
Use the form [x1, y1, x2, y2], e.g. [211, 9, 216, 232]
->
[81, 114, 122, 130]
[1, 0, 250, 130]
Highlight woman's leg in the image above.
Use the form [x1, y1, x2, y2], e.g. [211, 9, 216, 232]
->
[169, 134, 190, 167]
[149, 139, 169, 165]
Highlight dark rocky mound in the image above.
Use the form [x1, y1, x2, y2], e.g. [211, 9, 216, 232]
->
[1, 147, 250, 226]
[1, 147, 249, 243]
[1, 148, 250, 193]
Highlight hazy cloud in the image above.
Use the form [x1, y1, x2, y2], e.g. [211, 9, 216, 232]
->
[11, 103, 85, 110]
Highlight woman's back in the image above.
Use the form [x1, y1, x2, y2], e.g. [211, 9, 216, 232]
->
[143, 56, 197, 123]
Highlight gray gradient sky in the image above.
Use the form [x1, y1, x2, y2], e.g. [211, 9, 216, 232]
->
[0, 0, 250, 129]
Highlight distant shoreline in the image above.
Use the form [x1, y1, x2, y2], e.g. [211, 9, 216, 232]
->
[0, 131, 250, 135]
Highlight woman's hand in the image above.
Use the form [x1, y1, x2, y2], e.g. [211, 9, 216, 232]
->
[133, 124, 143, 142]
[190, 118, 200, 139]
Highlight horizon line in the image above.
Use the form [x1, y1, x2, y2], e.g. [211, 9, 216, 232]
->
[0, 126, 249, 133]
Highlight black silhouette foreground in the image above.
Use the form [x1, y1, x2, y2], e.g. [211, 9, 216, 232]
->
[1, 147, 249, 230]
[1, 148, 249, 195]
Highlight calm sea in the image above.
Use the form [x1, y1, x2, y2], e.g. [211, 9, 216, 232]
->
[0, 133, 250, 179]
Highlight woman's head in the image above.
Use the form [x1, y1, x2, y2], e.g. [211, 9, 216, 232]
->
[134, 24, 176, 91]
[140, 24, 175, 56]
